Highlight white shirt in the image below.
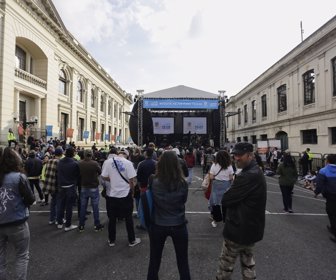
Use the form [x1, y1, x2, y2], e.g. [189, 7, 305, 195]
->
[101, 155, 136, 198]
[210, 163, 234, 181]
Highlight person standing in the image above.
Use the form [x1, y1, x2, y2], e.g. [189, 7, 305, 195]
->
[56, 147, 80, 232]
[184, 148, 196, 185]
[314, 154, 336, 243]
[7, 128, 16, 147]
[277, 153, 298, 213]
[147, 151, 190, 280]
[101, 147, 140, 247]
[0, 147, 35, 280]
[272, 147, 280, 172]
[217, 142, 266, 280]
[209, 151, 234, 228]
[306, 148, 314, 173]
[301, 149, 309, 176]
[25, 150, 44, 203]
[78, 149, 103, 232]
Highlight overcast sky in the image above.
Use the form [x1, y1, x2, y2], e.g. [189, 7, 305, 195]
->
[53, 0, 336, 97]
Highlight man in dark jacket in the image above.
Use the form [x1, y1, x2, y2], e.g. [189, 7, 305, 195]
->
[217, 142, 267, 280]
[25, 150, 44, 202]
[56, 147, 80, 232]
[314, 154, 336, 242]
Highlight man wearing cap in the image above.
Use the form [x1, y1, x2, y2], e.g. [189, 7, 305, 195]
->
[78, 149, 103, 232]
[101, 146, 141, 247]
[216, 142, 267, 280]
[45, 147, 63, 225]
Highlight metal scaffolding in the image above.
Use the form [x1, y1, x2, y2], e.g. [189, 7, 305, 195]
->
[218, 90, 227, 149]
[137, 90, 144, 147]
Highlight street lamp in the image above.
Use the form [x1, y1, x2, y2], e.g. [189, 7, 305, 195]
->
[218, 90, 228, 149]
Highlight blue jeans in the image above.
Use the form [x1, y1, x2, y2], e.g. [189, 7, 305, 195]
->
[147, 224, 191, 280]
[49, 193, 58, 222]
[187, 168, 193, 184]
[57, 186, 77, 227]
[0, 222, 30, 280]
[79, 188, 100, 227]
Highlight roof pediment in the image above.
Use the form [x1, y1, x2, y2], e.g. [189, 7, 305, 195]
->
[144, 85, 218, 99]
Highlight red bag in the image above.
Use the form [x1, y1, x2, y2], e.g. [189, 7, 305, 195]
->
[204, 180, 212, 200]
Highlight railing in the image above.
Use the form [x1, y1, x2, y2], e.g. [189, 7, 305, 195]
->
[15, 68, 47, 90]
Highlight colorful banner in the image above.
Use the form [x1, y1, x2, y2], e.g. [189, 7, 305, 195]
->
[95, 132, 101, 140]
[152, 117, 174, 134]
[83, 131, 90, 139]
[105, 133, 110, 141]
[46, 125, 53, 137]
[66, 128, 74, 138]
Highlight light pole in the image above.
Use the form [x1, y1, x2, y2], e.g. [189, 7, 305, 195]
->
[218, 90, 227, 149]
[137, 89, 144, 147]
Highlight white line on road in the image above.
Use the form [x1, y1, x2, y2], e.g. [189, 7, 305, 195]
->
[29, 210, 327, 216]
[267, 190, 325, 202]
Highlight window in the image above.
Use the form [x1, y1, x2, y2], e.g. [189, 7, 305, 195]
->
[303, 70, 315, 105]
[260, 134, 267, 140]
[91, 89, 95, 108]
[77, 81, 84, 103]
[251, 135, 257, 144]
[78, 118, 84, 141]
[243, 136, 248, 142]
[261, 95, 267, 117]
[58, 70, 67, 95]
[108, 100, 112, 115]
[237, 108, 241, 125]
[302, 129, 318, 144]
[332, 58, 336, 96]
[244, 105, 248, 123]
[252, 100, 256, 122]
[331, 127, 336, 145]
[114, 103, 118, 119]
[101, 124, 105, 141]
[91, 121, 96, 141]
[277, 85, 287, 112]
[237, 137, 241, 142]
[119, 106, 122, 120]
[100, 95, 105, 112]
[15, 45, 26, 70]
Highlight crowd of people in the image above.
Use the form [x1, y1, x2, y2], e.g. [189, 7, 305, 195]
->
[0, 135, 335, 280]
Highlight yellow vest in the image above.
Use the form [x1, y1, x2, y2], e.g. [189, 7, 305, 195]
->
[307, 152, 313, 160]
[7, 132, 16, 141]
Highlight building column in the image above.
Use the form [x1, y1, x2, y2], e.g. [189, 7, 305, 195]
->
[34, 97, 41, 128]
[111, 98, 115, 142]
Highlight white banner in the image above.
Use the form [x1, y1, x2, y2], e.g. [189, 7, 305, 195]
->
[152, 118, 174, 134]
[183, 117, 207, 134]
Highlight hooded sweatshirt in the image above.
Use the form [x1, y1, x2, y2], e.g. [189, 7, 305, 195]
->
[315, 164, 336, 199]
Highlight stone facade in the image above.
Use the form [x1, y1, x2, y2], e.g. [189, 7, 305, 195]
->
[0, 0, 132, 146]
[226, 16, 336, 155]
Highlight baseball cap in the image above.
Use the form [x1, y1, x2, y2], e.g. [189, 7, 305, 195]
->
[119, 148, 129, 157]
[54, 147, 64, 156]
[231, 143, 254, 155]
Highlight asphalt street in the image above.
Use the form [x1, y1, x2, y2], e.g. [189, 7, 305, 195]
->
[5, 167, 336, 280]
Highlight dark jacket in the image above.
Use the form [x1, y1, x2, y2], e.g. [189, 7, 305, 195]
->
[222, 160, 266, 245]
[178, 158, 189, 178]
[137, 158, 156, 186]
[57, 157, 80, 187]
[277, 163, 298, 186]
[78, 159, 101, 188]
[0, 172, 35, 227]
[151, 177, 188, 226]
[315, 164, 336, 199]
[25, 157, 43, 177]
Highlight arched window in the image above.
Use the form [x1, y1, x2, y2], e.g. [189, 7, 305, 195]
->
[91, 89, 95, 108]
[15, 45, 26, 70]
[77, 81, 83, 103]
[59, 69, 67, 95]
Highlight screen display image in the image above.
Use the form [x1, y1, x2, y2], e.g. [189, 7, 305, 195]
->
[183, 117, 207, 134]
[152, 117, 174, 134]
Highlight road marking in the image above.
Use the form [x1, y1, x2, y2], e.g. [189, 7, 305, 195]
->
[267, 190, 325, 202]
[29, 210, 327, 216]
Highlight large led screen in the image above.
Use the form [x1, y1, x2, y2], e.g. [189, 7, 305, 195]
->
[152, 118, 174, 134]
[183, 117, 207, 134]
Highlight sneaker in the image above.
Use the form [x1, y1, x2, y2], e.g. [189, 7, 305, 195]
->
[57, 224, 63, 229]
[64, 225, 78, 232]
[48, 220, 55, 225]
[288, 209, 294, 213]
[94, 224, 104, 232]
[129, 237, 141, 247]
[78, 225, 85, 232]
[108, 240, 115, 247]
[211, 221, 217, 228]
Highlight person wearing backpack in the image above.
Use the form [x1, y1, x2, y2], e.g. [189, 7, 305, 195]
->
[184, 148, 195, 184]
[147, 151, 190, 280]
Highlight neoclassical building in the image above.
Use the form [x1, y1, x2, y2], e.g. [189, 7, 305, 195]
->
[0, 0, 132, 147]
[226, 16, 336, 155]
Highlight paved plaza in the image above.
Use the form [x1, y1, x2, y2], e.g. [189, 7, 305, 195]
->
[5, 167, 336, 280]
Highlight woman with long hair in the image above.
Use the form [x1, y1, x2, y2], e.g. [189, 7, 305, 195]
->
[277, 153, 298, 213]
[147, 151, 190, 280]
[209, 150, 234, 227]
[0, 147, 35, 279]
